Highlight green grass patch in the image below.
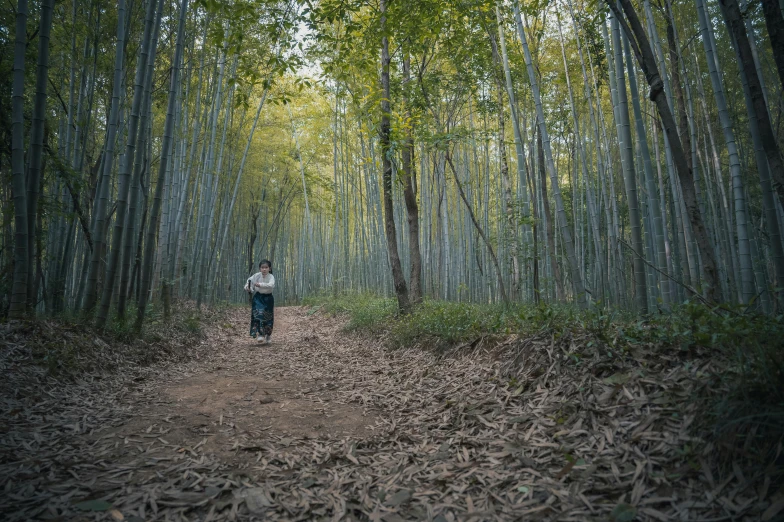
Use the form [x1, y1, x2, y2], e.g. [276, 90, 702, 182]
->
[303, 292, 397, 332]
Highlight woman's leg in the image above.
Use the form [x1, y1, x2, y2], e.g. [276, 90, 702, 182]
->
[249, 304, 255, 337]
[250, 295, 263, 337]
[250, 318, 258, 337]
[261, 295, 274, 337]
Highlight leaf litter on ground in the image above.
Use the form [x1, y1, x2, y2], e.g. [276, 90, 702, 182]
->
[0, 305, 778, 521]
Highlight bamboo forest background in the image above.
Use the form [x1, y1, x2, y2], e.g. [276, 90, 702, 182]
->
[3, 0, 784, 328]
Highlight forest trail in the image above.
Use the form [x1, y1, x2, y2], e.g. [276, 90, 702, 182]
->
[1, 307, 762, 521]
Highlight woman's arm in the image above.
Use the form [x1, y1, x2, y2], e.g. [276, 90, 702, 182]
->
[256, 274, 275, 289]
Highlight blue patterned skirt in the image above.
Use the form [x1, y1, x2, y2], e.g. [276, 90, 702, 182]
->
[250, 293, 274, 337]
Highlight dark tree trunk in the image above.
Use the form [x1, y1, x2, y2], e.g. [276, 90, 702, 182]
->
[34, 200, 43, 311]
[529, 166, 540, 304]
[9, 0, 29, 319]
[96, 0, 156, 328]
[248, 202, 260, 275]
[401, 52, 422, 304]
[606, 0, 722, 304]
[129, 197, 148, 306]
[53, 215, 77, 313]
[761, 0, 784, 95]
[665, 14, 691, 173]
[719, 0, 784, 210]
[489, 29, 521, 298]
[25, 0, 55, 310]
[135, 0, 189, 330]
[379, 0, 411, 314]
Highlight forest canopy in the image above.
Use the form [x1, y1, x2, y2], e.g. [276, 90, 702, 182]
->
[2, 0, 784, 324]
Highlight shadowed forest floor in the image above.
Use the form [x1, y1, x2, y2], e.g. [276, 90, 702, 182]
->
[1, 307, 780, 521]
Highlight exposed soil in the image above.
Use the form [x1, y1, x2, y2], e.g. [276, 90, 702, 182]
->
[0, 306, 779, 521]
[107, 311, 375, 462]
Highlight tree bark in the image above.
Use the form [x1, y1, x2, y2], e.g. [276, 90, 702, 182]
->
[135, 0, 189, 331]
[379, 0, 411, 313]
[610, 18, 648, 313]
[96, 0, 157, 328]
[761, 0, 784, 94]
[606, 0, 722, 304]
[401, 51, 423, 304]
[719, 0, 784, 212]
[514, 1, 586, 307]
[25, 0, 55, 311]
[9, 0, 29, 319]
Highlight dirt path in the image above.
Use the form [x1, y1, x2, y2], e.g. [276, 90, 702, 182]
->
[1, 307, 769, 521]
[115, 308, 376, 461]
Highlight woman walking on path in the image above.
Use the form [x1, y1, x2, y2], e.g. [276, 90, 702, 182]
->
[244, 260, 275, 343]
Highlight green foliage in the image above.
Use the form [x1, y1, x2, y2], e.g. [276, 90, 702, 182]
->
[307, 293, 599, 347]
[303, 292, 396, 332]
[184, 312, 203, 334]
[394, 300, 512, 348]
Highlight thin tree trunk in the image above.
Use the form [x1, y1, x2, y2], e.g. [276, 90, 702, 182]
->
[721, 2, 784, 308]
[82, 0, 124, 315]
[117, 0, 162, 319]
[537, 125, 562, 302]
[498, 6, 533, 299]
[623, 31, 670, 307]
[664, 2, 706, 294]
[24, 0, 55, 310]
[514, 1, 586, 306]
[443, 151, 508, 303]
[718, 0, 784, 213]
[9, 0, 29, 318]
[610, 22, 648, 313]
[135, 0, 189, 331]
[606, 0, 722, 303]
[196, 39, 227, 308]
[488, 27, 520, 298]
[208, 62, 278, 300]
[380, 0, 410, 313]
[761, 0, 784, 94]
[401, 51, 423, 304]
[556, 12, 607, 306]
[695, 0, 755, 304]
[96, 0, 156, 328]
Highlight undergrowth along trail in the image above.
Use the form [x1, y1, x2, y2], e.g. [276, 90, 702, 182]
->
[1, 303, 781, 521]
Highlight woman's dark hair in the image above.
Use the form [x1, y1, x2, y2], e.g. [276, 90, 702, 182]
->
[259, 259, 272, 274]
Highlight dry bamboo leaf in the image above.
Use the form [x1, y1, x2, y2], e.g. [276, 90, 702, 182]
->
[762, 497, 784, 521]
[0, 307, 769, 522]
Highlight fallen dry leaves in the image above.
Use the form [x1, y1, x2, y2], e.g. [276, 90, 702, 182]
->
[0, 306, 779, 521]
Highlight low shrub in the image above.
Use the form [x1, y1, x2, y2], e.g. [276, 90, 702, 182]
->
[304, 292, 396, 332]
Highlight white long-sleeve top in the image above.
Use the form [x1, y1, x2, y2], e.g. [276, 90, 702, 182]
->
[244, 272, 275, 295]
